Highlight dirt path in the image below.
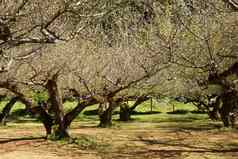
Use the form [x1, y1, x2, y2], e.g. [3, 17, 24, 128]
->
[0, 122, 238, 159]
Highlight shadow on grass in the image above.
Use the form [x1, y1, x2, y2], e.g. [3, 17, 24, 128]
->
[0, 136, 45, 144]
[134, 115, 209, 124]
[190, 110, 206, 114]
[83, 109, 161, 116]
[172, 124, 222, 131]
[5, 109, 39, 124]
[116, 148, 238, 159]
[73, 125, 99, 129]
[83, 109, 99, 116]
[167, 109, 189, 114]
[3, 116, 40, 124]
[11, 109, 28, 116]
[131, 111, 161, 115]
[138, 137, 238, 153]
[157, 122, 222, 132]
[167, 110, 207, 115]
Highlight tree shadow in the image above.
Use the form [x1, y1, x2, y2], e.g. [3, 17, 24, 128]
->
[131, 111, 162, 115]
[167, 109, 189, 114]
[158, 122, 223, 132]
[138, 137, 238, 153]
[74, 125, 99, 129]
[0, 136, 46, 144]
[114, 148, 238, 159]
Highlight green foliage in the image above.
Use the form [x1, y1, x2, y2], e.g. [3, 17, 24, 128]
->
[32, 91, 48, 103]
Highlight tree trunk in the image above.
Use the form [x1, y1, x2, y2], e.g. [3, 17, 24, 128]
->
[30, 105, 53, 136]
[219, 107, 231, 127]
[46, 77, 69, 139]
[230, 113, 237, 128]
[98, 102, 113, 128]
[219, 90, 237, 127]
[119, 96, 149, 121]
[63, 97, 97, 129]
[209, 109, 220, 121]
[208, 96, 221, 121]
[119, 103, 131, 121]
[40, 111, 53, 136]
[0, 81, 62, 138]
[0, 97, 18, 125]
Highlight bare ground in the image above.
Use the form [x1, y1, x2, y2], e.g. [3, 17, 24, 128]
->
[0, 122, 238, 159]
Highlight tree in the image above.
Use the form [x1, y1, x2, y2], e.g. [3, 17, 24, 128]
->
[119, 95, 150, 121]
[168, 0, 238, 127]
[0, 96, 18, 125]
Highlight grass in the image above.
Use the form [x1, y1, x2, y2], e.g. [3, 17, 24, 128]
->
[0, 101, 25, 113]
[0, 99, 237, 159]
[0, 98, 206, 124]
[69, 134, 111, 152]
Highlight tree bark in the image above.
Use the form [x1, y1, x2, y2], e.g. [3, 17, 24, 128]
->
[46, 77, 69, 139]
[219, 90, 238, 127]
[207, 96, 221, 121]
[119, 103, 131, 121]
[219, 106, 231, 127]
[98, 102, 114, 128]
[0, 97, 18, 125]
[129, 96, 150, 112]
[63, 97, 98, 129]
[30, 105, 53, 136]
[0, 81, 58, 137]
[119, 96, 149, 121]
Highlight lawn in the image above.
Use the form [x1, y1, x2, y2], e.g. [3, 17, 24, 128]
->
[0, 99, 237, 159]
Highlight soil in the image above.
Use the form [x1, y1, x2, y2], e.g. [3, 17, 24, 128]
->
[0, 122, 238, 159]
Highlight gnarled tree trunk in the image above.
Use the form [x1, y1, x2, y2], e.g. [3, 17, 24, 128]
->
[119, 96, 149, 121]
[119, 103, 131, 121]
[30, 103, 54, 136]
[63, 97, 98, 129]
[46, 76, 69, 139]
[220, 90, 238, 127]
[98, 102, 114, 128]
[0, 97, 18, 125]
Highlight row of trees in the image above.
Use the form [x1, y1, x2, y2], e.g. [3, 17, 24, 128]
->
[0, 0, 237, 139]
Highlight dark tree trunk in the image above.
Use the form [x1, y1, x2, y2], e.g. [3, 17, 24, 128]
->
[98, 102, 113, 128]
[219, 90, 237, 127]
[208, 96, 221, 121]
[150, 98, 153, 112]
[219, 106, 231, 127]
[63, 97, 97, 129]
[119, 96, 149, 121]
[46, 77, 69, 139]
[208, 65, 238, 128]
[119, 103, 130, 121]
[0, 97, 18, 125]
[0, 81, 63, 138]
[230, 113, 237, 128]
[209, 109, 220, 121]
[30, 105, 54, 136]
[41, 112, 53, 136]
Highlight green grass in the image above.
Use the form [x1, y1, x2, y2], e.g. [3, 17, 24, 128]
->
[72, 99, 208, 125]
[0, 101, 25, 112]
[0, 98, 206, 124]
[0, 99, 236, 159]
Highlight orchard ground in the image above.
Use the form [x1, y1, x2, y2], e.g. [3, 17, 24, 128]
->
[0, 100, 238, 159]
